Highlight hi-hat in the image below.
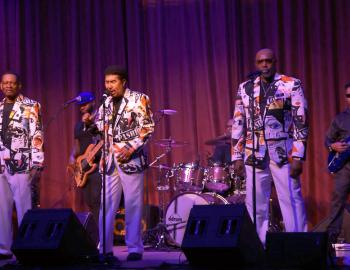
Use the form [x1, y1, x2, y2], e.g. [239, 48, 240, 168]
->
[158, 109, 177, 115]
[154, 138, 188, 147]
[205, 134, 231, 146]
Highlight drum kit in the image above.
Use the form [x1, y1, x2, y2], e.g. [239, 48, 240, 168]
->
[143, 130, 246, 249]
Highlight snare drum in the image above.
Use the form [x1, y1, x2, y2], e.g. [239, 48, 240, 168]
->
[204, 163, 231, 192]
[174, 162, 205, 192]
[165, 192, 228, 246]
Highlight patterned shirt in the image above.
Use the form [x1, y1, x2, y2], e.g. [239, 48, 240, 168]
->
[231, 73, 308, 169]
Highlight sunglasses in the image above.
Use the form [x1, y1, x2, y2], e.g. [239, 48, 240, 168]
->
[346, 94, 350, 98]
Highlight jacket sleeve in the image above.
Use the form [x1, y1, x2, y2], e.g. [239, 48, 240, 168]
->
[231, 84, 246, 161]
[291, 79, 308, 160]
[30, 102, 44, 167]
[127, 94, 155, 151]
[325, 118, 338, 149]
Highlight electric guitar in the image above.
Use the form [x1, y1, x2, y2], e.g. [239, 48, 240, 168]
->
[69, 140, 134, 187]
[72, 140, 104, 187]
[328, 138, 350, 173]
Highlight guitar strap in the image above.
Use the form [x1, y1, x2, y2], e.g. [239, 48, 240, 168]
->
[112, 97, 123, 127]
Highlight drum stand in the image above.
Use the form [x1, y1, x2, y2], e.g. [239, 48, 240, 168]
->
[143, 146, 177, 250]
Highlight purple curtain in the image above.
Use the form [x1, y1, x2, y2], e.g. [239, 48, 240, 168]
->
[1, 0, 350, 227]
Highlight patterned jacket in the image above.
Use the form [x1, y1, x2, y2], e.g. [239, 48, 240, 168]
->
[0, 94, 44, 174]
[96, 88, 154, 174]
[231, 73, 308, 169]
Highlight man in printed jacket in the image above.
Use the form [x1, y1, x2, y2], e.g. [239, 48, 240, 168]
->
[0, 71, 44, 260]
[232, 48, 308, 245]
[95, 65, 154, 264]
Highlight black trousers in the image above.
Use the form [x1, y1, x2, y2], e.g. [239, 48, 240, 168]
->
[327, 162, 350, 242]
[81, 170, 102, 229]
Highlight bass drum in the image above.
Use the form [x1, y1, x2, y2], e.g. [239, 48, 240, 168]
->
[165, 192, 228, 246]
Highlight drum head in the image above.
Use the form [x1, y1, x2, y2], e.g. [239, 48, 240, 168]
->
[204, 165, 230, 192]
[165, 192, 227, 246]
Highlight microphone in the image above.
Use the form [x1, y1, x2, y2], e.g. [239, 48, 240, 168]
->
[246, 70, 262, 80]
[101, 91, 110, 102]
[64, 96, 81, 105]
[63, 92, 95, 106]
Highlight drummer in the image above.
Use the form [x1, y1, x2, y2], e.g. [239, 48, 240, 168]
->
[205, 118, 236, 196]
[208, 118, 233, 165]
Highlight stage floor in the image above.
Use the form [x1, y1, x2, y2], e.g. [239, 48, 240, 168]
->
[1, 244, 350, 269]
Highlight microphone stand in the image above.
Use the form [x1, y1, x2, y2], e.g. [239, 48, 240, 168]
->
[101, 95, 108, 258]
[248, 75, 258, 231]
[45, 104, 69, 130]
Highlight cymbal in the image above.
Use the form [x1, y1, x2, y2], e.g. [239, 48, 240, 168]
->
[205, 134, 231, 146]
[149, 164, 171, 170]
[158, 109, 177, 115]
[154, 139, 189, 147]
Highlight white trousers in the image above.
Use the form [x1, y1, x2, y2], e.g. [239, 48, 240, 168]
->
[0, 170, 32, 255]
[99, 162, 144, 254]
[245, 161, 307, 245]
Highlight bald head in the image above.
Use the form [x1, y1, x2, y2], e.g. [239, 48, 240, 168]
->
[255, 48, 275, 60]
[255, 48, 277, 81]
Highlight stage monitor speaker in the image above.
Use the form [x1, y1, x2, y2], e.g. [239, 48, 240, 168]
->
[11, 208, 98, 265]
[181, 204, 263, 267]
[266, 232, 328, 269]
[342, 204, 350, 242]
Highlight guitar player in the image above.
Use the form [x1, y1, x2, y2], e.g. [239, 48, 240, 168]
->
[325, 82, 350, 244]
[69, 91, 101, 230]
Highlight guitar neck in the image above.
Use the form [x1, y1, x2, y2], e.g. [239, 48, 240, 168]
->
[86, 140, 104, 160]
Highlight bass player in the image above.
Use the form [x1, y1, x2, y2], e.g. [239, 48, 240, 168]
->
[325, 82, 350, 244]
[68, 91, 101, 229]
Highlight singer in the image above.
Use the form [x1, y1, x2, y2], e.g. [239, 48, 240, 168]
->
[0, 71, 44, 260]
[231, 48, 308, 245]
[95, 65, 154, 264]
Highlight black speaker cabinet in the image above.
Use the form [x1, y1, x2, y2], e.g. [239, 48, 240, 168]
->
[181, 204, 263, 267]
[11, 208, 98, 265]
[266, 232, 328, 269]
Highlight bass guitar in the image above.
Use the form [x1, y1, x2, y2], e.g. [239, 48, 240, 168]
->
[328, 138, 350, 173]
[72, 140, 103, 187]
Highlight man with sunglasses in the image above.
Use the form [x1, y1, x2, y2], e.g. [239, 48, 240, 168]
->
[325, 82, 350, 244]
[232, 48, 308, 245]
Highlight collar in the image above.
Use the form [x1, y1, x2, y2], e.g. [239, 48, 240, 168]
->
[1, 94, 24, 105]
[253, 72, 282, 84]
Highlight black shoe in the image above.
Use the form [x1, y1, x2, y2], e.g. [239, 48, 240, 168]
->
[126, 252, 142, 261]
[99, 252, 121, 266]
[0, 254, 12, 260]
